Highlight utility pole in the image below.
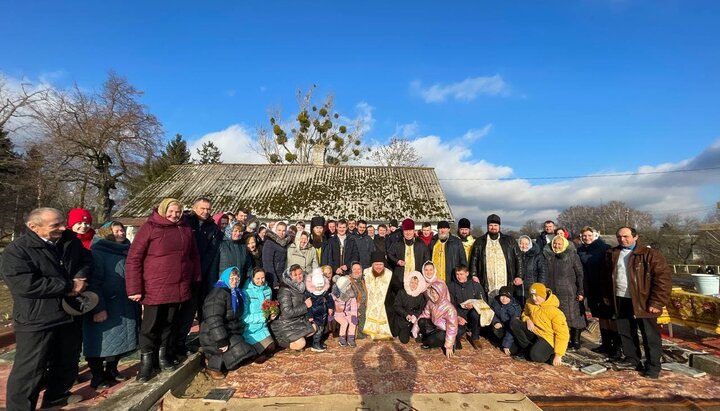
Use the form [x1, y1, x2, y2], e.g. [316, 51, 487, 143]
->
[625, 208, 629, 226]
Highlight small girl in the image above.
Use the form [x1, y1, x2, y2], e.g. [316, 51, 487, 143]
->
[331, 275, 359, 347]
[304, 268, 334, 352]
[412, 281, 460, 359]
[394, 271, 427, 344]
[241, 267, 277, 364]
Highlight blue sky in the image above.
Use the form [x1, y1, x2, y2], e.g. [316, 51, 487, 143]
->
[2, 0, 719, 228]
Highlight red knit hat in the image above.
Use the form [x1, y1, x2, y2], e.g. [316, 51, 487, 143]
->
[67, 208, 93, 228]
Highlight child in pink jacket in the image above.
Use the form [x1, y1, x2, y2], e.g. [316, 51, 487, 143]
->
[412, 280, 460, 359]
[332, 275, 359, 347]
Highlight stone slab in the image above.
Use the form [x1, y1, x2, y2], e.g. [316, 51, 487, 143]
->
[691, 354, 720, 376]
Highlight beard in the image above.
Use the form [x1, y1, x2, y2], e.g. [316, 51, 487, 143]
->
[438, 232, 449, 241]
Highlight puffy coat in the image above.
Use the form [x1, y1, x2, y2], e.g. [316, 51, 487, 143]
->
[469, 233, 524, 297]
[0, 229, 92, 332]
[125, 210, 201, 305]
[262, 231, 289, 289]
[602, 243, 672, 319]
[286, 241, 319, 274]
[199, 285, 256, 369]
[429, 235, 468, 284]
[217, 240, 254, 288]
[490, 297, 522, 348]
[240, 279, 273, 345]
[83, 237, 140, 357]
[543, 245, 585, 329]
[304, 274, 333, 325]
[521, 291, 569, 357]
[394, 270, 427, 322]
[519, 243, 546, 297]
[270, 268, 314, 348]
[413, 281, 458, 350]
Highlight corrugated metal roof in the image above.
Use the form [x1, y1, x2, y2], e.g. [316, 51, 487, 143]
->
[114, 163, 454, 223]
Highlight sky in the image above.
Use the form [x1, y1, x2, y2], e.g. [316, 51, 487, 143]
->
[2, 0, 719, 229]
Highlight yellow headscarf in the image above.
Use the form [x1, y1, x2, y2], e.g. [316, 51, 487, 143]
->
[157, 197, 183, 218]
[552, 235, 569, 254]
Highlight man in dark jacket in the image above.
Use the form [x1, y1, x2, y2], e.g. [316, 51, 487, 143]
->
[321, 219, 360, 275]
[602, 227, 672, 379]
[535, 220, 556, 252]
[177, 197, 224, 355]
[373, 224, 389, 262]
[429, 221, 467, 284]
[386, 219, 429, 335]
[448, 265, 483, 349]
[354, 220, 376, 269]
[577, 226, 617, 357]
[1, 208, 92, 409]
[384, 219, 402, 269]
[469, 214, 523, 301]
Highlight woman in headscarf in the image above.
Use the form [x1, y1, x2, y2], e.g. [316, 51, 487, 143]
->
[421, 261, 437, 284]
[200, 266, 256, 380]
[217, 223, 254, 287]
[412, 280, 460, 359]
[286, 231, 319, 274]
[270, 264, 316, 351]
[543, 235, 585, 352]
[83, 223, 139, 389]
[517, 235, 546, 305]
[125, 198, 201, 382]
[393, 271, 427, 344]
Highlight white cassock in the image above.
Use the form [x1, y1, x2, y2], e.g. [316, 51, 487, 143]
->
[362, 267, 393, 341]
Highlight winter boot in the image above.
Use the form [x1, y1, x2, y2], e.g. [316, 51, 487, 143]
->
[136, 352, 154, 382]
[158, 346, 179, 371]
[567, 328, 578, 352]
[347, 335, 357, 348]
[609, 331, 624, 360]
[339, 336, 348, 347]
[572, 328, 583, 351]
[104, 359, 128, 382]
[87, 358, 110, 389]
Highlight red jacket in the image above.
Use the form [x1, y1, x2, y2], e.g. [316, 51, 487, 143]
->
[125, 210, 201, 305]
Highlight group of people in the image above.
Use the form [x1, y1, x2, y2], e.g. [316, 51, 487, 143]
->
[0, 199, 674, 410]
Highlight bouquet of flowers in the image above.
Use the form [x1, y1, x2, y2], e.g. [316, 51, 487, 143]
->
[261, 299, 280, 320]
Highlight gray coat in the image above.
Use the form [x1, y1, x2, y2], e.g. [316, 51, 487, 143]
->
[543, 245, 586, 329]
[83, 237, 140, 358]
[286, 242, 319, 273]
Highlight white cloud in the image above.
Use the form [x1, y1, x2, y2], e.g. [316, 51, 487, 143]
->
[411, 134, 720, 230]
[1, 72, 59, 148]
[411, 75, 509, 103]
[188, 124, 266, 164]
[353, 101, 375, 134]
[462, 124, 492, 142]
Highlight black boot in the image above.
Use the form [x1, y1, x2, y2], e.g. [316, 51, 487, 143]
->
[572, 328, 582, 350]
[567, 328, 578, 352]
[609, 331, 623, 360]
[136, 352, 154, 382]
[87, 358, 110, 389]
[158, 347, 179, 371]
[104, 359, 128, 382]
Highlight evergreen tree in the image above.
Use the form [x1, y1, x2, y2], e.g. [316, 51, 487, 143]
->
[128, 134, 192, 196]
[196, 141, 222, 164]
[164, 133, 192, 165]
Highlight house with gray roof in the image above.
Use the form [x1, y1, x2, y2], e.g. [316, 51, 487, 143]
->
[113, 163, 454, 228]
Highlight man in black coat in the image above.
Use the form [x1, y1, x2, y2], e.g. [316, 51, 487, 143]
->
[262, 221, 290, 289]
[354, 220, 376, 269]
[384, 219, 402, 269]
[177, 197, 224, 356]
[448, 265, 484, 349]
[321, 219, 360, 275]
[429, 220, 467, 284]
[1, 208, 92, 409]
[469, 214, 524, 301]
[387, 219, 430, 335]
[534, 220, 556, 252]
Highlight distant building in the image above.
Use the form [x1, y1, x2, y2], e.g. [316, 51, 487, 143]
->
[113, 163, 454, 231]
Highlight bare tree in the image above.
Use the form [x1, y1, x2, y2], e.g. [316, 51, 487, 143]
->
[654, 214, 701, 264]
[255, 86, 366, 165]
[518, 219, 540, 238]
[34, 72, 163, 221]
[368, 137, 422, 167]
[697, 209, 720, 265]
[0, 75, 49, 132]
[558, 201, 654, 235]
